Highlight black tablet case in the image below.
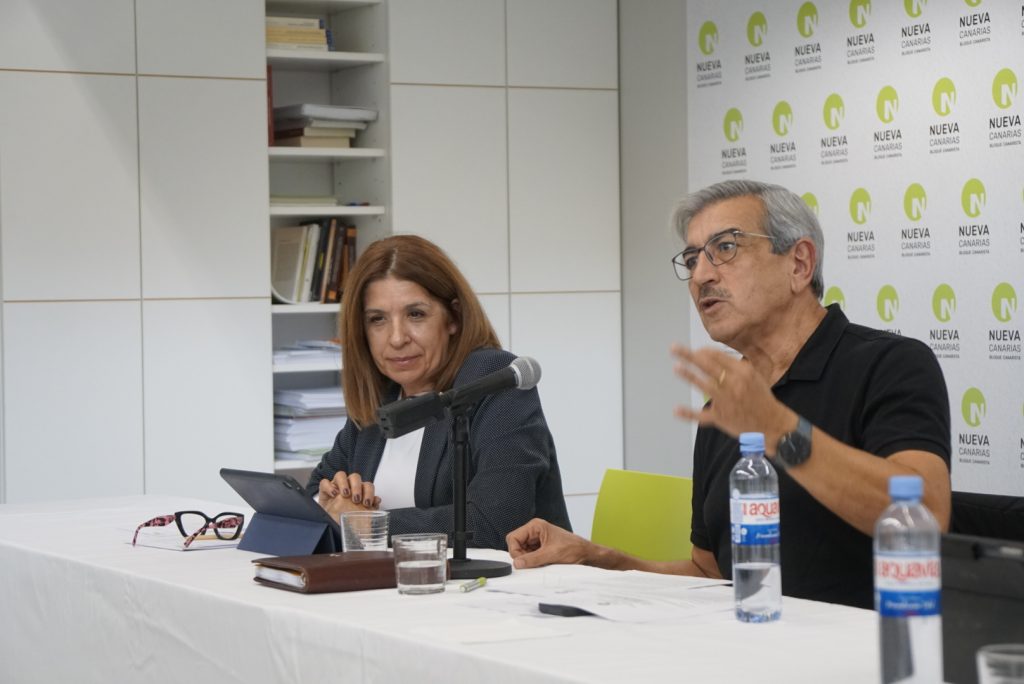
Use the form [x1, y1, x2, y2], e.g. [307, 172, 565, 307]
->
[220, 468, 342, 556]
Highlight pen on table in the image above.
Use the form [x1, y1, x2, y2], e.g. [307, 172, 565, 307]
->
[460, 577, 487, 593]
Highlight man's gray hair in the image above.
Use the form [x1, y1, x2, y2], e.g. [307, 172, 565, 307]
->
[672, 179, 825, 298]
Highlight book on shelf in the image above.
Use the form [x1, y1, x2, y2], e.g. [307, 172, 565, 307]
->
[275, 127, 357, 139]
[266, 42, 329, 52]
[266, 28, 327, 43]
[266, 16, 325, 29]
[323, 222, 349, 303]
[273, 136, 351, 148]
[273, 103, 378, 123]
[270, 224, 309, 304]
[299, 222, 321, 303]
[274, 117, 368, 131]
[318, 220, 339, 302]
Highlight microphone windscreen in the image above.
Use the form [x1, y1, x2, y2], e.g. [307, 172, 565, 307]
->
[511, 356, 541, 390]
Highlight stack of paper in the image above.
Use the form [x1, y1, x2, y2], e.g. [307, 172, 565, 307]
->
[274, 386, 347, 461]
[272, 340, 342, 371]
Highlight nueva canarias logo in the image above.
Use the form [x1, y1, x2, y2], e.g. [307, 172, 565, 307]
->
[961, 387, 986, 427]
[992, 68, 1018, 110]
[773, 101, 794, 136]
[698, 21, 719, 56]
[904, 183, 927, 221]
[797, 2, 819, 38]
[963, 0, 982, 7]
[747, 11, 768, 47]
[877, 285, 899, 322]
[724, 108, 743, 142]
[824, 286, 846, 309]
[877, 86, 899, 124]
[932, 77, 957, 117]
[849, 0, 871, 28]
[802, 192, 820, 215]
[961, 178, 986, 217]
[849, 187, 872, 224]
[824, 93, 845, 130]
[932, 284, 956, 322]
[992, 282, 1018, 323]
[904, 0, 928, 18]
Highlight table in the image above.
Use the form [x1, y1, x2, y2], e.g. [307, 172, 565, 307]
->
[0, 496, 879, 683]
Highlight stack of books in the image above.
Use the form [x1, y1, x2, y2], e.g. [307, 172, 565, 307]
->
[274, 386, 347, 462]
[271, 219, 357, 305]
[272, 103, 378, 148]
[266, 15, 333, 52]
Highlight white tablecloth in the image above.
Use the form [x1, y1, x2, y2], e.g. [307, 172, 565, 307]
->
[0, 495, 879, 683]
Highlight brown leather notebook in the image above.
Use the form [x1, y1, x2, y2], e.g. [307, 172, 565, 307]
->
[252, 551, 396, 594]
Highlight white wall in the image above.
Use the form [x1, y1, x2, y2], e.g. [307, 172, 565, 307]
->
[388, 0, 622, 535]
[619, 0, 694, 477]
[0, 0, 272, 504]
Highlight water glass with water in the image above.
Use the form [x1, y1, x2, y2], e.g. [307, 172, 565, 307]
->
[392, 533, 448, 594]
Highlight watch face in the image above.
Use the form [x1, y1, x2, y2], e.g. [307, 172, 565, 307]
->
[778, 420, 812, 467]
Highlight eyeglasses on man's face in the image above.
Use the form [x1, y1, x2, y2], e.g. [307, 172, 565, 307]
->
[131, 510, 244, 548]
[671, 229, 774, 281]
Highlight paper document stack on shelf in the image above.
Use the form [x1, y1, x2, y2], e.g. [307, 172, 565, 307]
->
[272, 340, 341, 371]
[274, 386, 347, 461]
[272, 104, 377, 148]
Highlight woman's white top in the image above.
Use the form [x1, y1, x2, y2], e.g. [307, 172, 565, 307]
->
[372, 427, 424, 510]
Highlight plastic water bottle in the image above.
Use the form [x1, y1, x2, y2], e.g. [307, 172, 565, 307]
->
[875, 475, 943, 683]
[729, 432, 781, 622]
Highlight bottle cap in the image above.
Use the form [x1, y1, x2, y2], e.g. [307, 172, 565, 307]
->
[739, 432, 765, 453]
[889, 475, 923, 501]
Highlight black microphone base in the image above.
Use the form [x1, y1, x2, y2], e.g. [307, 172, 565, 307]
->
[448, 557, 512, 580]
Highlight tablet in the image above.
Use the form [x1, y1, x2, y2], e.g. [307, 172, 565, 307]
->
[219, 468, 342, 540]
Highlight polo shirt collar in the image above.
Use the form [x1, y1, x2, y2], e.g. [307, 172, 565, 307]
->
[775, 303, 848, 386]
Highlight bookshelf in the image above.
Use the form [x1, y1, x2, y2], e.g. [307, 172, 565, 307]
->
[266, 0, 389, 475]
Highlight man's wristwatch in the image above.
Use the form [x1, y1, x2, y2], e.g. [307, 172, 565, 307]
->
[775, 415, 813, 469]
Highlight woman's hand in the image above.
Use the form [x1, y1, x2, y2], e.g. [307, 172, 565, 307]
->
[318, 471, 381, 518]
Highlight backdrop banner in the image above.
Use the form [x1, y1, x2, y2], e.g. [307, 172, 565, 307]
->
[686, 0, 1023, 496]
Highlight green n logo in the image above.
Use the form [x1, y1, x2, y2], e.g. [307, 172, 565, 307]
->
[797, 2, 819, 38]
[904, 0, 927, 18]
[904, 183, 927, 221]
[877, 285, 899, 322]
[747, 12, 768, 47]
[849, 188, 871, 224]
[773, 101, 793, 137]
[824, 94, 845, 130]
[961, 388, 986, 427]
[876, 86, 899, 124]
[993, 68, 1018, 109]
[961, 178, 986, 218]
[723, 108, 743, 142]
[698, 21, 719, 56]
[992, 282, 1018, 323]
[932, 284, 956, 322]
[849, 0, 871, 28]
[824, 286, 845, 309]
[932, 78, 957, 117]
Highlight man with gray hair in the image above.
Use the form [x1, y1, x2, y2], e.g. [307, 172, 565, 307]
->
[506, 179, 951, 609]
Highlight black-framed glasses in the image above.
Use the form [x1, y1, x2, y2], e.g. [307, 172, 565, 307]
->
[671, 229, 774, 281]
[131, 510, 244, 548]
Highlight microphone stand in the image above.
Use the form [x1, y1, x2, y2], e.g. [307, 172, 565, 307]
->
[448, 406, 511, 580]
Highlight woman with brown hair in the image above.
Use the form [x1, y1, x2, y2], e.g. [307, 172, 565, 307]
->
[305, 235, 571, 549]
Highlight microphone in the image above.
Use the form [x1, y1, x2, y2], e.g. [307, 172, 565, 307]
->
[377, 356, 541, 438]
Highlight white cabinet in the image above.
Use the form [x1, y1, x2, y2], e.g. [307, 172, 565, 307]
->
[265, 0, 390, 474]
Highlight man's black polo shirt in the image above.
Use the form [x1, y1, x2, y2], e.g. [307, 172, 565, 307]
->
[690, 304, 951, 609]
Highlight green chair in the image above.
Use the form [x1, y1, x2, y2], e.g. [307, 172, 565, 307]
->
[590, 469, 693, 562]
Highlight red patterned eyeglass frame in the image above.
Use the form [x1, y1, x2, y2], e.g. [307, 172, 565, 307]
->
[131, 510, 245, 548]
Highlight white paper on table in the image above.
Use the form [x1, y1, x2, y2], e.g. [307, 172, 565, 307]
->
[478, 567, 733, 622]
[122, 525, 241, 551]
